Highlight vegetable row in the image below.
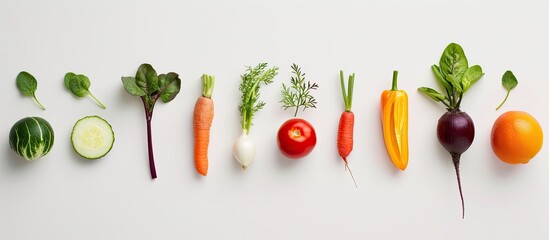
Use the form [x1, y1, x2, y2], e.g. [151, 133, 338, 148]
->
[9, 43, 544, 219]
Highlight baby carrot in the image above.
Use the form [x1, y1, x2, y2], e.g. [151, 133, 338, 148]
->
[193, 74, 215, 176]
[337, 70, 357, 187]
[338, 111, 354, 163]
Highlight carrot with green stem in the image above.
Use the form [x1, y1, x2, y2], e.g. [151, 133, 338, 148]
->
[337, 70, 357, 187]
[193, 74, 215, 176]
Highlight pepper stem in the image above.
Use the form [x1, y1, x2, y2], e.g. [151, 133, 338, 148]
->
[391, 70, 399, 91]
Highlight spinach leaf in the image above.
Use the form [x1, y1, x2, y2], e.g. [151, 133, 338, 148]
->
[431, 65, 451, 92]
[122, 77, 146, 96]
[16, 71, 45, 110]
[65, 73, 91, 97]
[495, 70, 518, 110]
[446, 74, 463, 95]
[461, 65, 484, 93]
[420, 43, 482, 111]
[502, 70, 518, 90]
[439, 43, 469, 81]
[136, 64, 159, 95]
[158, 72, 181, 103]
[64, 72, 76, 89]
[418, 87, 447, 103]
[64, 72, 106, 109]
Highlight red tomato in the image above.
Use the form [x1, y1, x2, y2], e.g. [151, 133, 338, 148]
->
[277, 118, 317, 159]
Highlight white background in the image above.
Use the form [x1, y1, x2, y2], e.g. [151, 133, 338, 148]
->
[1, 0, 549, 239]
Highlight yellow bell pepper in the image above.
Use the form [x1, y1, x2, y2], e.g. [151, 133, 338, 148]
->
[381, 70, 408, 170]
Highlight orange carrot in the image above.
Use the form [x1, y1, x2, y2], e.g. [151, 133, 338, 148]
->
[337, 70, 357, 187]
[193, 74, 215, 176]
[337, 111, 354, 163]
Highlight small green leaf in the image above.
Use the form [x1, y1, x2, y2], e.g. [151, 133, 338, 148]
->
[16, 71, 38, 97]
[158, 72, 181, 103]
[136, 64, 159, 94]
[418, 87, 447, 102]
[439, 43, 469, 81]
[66, 74, 91, 97]
[431, 65, 451, 92]
[502, 70, 518, 90]
[496, 70, 518, 110]
[461, 65, 484, 93]
[446, 74, 463, 94]
[121, 76, 146, 96]
[16, 71, 45, 110]
[64, 72, 76, 90]
[64, 72, 106, 108]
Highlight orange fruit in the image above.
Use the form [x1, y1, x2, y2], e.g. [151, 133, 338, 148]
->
[491, 111, 543, 164]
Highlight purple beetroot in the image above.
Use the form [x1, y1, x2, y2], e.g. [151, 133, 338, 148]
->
[418, 43, 484, 218]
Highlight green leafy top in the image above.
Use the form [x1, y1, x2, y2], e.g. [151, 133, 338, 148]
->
[340, 70, 355, 112]
[238, 63, 279, 134]
[281, 64, 318, 117]
[16, 71, 45, 110]
[121, 63, 181, 116]
[495, 70, 518, 110]
[64, 72, 106, 109]
[201, 74, 215, 98]
[418, 43, 484, 111]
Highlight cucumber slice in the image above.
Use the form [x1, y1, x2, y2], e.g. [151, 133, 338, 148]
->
[71, 116, 114, 159]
